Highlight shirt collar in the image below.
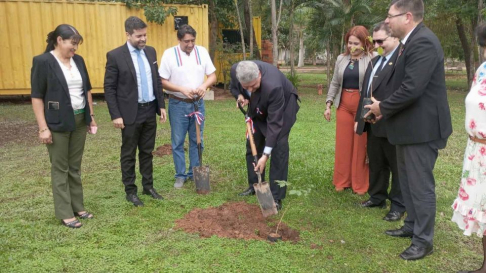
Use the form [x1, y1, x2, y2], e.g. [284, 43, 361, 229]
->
[382, 44, 399, 61]
[401, 25, 417, 45]
[127, 41, 141, 53]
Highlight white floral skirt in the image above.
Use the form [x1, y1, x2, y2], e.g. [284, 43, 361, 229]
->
[451, 138, 486, 237]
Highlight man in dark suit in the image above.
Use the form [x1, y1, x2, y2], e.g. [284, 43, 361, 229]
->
[366, 0, 452, 260]
[230, 61, 299, 210]
[355, 22, 405, 222]
[104, 16, 167, 207]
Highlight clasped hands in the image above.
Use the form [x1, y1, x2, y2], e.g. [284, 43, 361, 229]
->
[180, 86, 206, 100]
[363, 97, 383, 124]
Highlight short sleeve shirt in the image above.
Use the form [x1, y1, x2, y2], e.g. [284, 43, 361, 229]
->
[158, 45, 216, 98]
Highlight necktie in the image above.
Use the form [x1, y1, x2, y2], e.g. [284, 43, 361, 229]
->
[136, 49, 149, 102]
[367, 57, 386, 97]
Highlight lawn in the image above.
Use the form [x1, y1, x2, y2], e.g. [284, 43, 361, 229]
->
[0, 72, 477, 272]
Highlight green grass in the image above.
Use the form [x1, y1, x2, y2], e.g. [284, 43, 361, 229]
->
[0, 74, 478, 272]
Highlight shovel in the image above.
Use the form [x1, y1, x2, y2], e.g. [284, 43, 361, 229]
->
[238, 102, 278, 217]
[192, 98, 210, 194]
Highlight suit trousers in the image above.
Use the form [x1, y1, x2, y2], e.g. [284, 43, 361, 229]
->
[367, 126, 405, 212]
[120, 102, 157, 195]
[245, 94, 298, 200]
[333, 91, 369, 193]
[396, 138, 447, 248]
[47, 113, 87, 220]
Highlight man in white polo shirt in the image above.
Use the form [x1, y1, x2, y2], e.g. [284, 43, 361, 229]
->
[158, 24, 216, 188]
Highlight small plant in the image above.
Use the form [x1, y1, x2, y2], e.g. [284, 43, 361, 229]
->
[285, 72, 300, 89]
[268, 180, 312, 242]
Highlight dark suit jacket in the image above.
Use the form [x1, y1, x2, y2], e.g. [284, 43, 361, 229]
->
[230, 61, 299, 148]
[356, 47, 400, 136]
[379, 23, 452, 145]
[31, 53, 92, 132]
[104, 44, 164, 125]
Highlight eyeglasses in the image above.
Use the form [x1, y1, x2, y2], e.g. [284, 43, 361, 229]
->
[387, 12, 407, 19]
[372, 37, 389, 45]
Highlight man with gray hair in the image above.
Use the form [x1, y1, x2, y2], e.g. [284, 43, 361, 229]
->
[230, 61, 300, 210]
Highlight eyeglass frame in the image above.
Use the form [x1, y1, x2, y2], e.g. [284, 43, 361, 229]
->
[386, 12, 407, 19]
[372, 36, 389, 45]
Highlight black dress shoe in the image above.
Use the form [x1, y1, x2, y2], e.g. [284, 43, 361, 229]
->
[238, 187, 255, 196]
[360, 200, 386, 208]
[399, 244, 433, 260]
[126, 193, 144, 207]
[383, 211, 404, 221]
[275, 199, 282, 211]
[385, 226, 413, 238]
[142, 188, 164, 200]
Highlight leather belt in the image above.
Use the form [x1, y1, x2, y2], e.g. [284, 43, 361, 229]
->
[469, 135, 486, 145]
[73, 108, 85, 115]
[343, 88, 359, 93]
[169, 94, 195, 103]
[138, 101, 155, 107]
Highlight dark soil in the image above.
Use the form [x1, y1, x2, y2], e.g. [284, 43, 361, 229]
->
[175, 201, 300, 242]
[212, 86, 235, 101]
[153, 144, 172, 157]
[0, 119, 38, 147]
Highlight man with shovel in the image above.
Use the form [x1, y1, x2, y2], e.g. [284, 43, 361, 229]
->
[230, 61, 300, 210]
[158, 24, 216, 189]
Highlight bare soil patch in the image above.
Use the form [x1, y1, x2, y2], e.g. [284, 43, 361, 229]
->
[212, 86, 235, 101]
[0, 119, 38, 147]
[175, 201, 300, 242]
[153, 144, 172, 157]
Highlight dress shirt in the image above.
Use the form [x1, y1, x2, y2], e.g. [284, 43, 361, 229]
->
[126, 42, 155, 103]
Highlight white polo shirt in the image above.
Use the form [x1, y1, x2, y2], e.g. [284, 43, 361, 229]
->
[158, 45, 216, 99]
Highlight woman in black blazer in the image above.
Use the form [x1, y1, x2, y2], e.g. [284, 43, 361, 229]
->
[31, 24, 96, 228]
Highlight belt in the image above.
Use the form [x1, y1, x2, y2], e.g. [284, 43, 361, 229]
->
[169, 94, 196, 103]
[469, 135, 486, 145]
[138, 100, 155, 107]
[73, 108, 85, 115]
[343, 88, 360, 93]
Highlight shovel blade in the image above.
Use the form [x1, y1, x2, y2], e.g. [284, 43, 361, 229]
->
[253, 182, 278, 217]
[193, 166, 210, 194]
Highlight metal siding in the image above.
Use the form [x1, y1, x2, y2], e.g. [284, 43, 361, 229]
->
[0, 0, 209, 95]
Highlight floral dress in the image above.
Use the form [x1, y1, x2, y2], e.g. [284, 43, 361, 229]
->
[451, 62, 486, 237]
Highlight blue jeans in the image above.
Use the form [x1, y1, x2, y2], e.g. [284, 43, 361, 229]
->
[168, 98, 205, 179]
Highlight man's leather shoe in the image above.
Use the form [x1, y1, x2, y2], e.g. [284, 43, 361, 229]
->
[383, 211, 404, 221]
[385, 227, 413, 238]
[238, 187, 255, 196]
[142, 188, 164, 200]
[275, 199, 282, 211]
[360, 200, 386, 208]
[399, 244, 433, 260]
[126, 194, 144, 207]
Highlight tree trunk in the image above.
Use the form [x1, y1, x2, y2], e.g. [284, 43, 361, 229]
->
[235, 0, 246, 59]
[298, 29, 305, 67]
[271, 0, 278, 66]
[479, 0, 485, 64]
[249, 0, 253, 59]
[208, 0, 218, 62]
[326, 39, 331, 90]
[289, 3, 295, 76]
[456, 17, 473, 88]
[243, 0, 261, 59]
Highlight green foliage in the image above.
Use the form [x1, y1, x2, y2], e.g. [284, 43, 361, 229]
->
[123, 0, 178, 25]
[285, 72, 300, 89]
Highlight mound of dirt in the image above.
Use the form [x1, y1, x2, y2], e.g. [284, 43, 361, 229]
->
[153, 144, 172, 157]
[175, 201, 300, 242]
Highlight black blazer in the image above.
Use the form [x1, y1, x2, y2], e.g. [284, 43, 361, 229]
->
[31, 53, 92, 132]
[356, 47, 400, 137]
[230, 61, 299, 148]
[379, 23, 452, 145]
[104, 44, 164, 125]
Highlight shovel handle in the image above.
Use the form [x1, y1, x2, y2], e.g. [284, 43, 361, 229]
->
[246, 122, 258, 157]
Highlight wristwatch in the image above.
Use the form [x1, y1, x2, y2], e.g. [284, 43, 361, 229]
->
[263, 152, 271, 158]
